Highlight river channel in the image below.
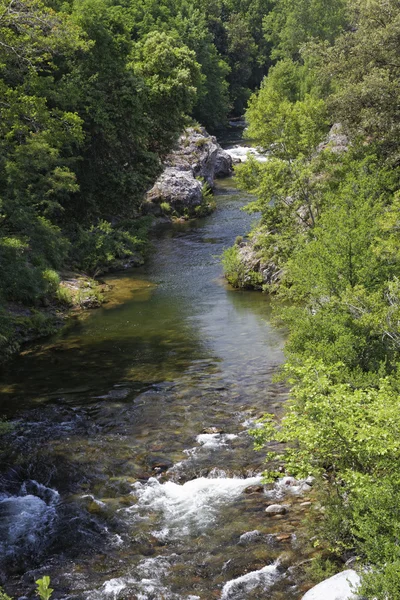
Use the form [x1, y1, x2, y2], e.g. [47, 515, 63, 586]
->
[0, 162, 314, 599]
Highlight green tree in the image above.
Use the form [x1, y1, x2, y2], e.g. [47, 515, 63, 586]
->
[264, 0, 348, 61]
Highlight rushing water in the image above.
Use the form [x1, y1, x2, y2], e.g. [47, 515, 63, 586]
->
[0, 173, 313, 599]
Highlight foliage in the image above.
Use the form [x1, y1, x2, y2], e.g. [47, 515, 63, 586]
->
[230, 0, 400, 593]
[321, 0, 400, 162]
[0, 576, 53, 600]
[222, 245, 247, 288]
[36, 577, 53, 600]
[264, 0, 348, 61]
[72, 219, 150, 275]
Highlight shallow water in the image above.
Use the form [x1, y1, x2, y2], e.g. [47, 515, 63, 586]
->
[0, 175, 312, 599]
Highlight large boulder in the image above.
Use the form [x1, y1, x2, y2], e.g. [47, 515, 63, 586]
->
[144, 168, 203, 214]
[165, 127, 233, 185]
[145, 127, 232, 216]
[301, 570, 361, 600]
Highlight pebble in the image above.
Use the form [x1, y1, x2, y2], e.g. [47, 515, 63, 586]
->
[265, 504, 287, 515]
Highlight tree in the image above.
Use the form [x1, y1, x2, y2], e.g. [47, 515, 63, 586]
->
[264, 0, 348, 61]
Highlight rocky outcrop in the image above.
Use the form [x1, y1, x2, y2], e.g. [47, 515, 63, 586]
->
[317, 123, 349, 154]
[233, 233, 281, 290]
[143, 127, 233, 216]
[301, 570, 361, 600]
[226, 124, 349, 291]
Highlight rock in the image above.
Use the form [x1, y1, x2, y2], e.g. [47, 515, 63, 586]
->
[214, 148, 234, 177]
[317, 123, 349, 155]
[275, 534, 291, 542]
[300, 483, 313, 494]
[238, 530, 262, 545]
[165, 127, 233, 185]
[265, 504, 287, 515]
[244, 485, 264, 494]
[144, 126, 232, 217]
[234, 232, 282, 290]
[136, 472, 152, 480]
[282, 476, 298, 486]
[203, 426, 224, 434]
[145, 168, 203, 214]
[300, 501, 312, 507]
[147, 456, 173, 473]
[301, 569, 361, 600]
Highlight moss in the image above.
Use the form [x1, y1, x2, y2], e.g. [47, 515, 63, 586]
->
[195, 137, 208, 147]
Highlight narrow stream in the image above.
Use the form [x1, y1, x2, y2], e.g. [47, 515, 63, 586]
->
[0, 171, 313, 598]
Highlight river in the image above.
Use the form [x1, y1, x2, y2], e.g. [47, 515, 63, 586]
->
[0, 159, 313, 598]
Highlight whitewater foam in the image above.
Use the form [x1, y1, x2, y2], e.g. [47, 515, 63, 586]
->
[225, 145, 268, 163]
[129, 475, 262, 538]
[220, 561, 279, 599]
[196, 432, 238, 449]
[0, 481, 59, 562]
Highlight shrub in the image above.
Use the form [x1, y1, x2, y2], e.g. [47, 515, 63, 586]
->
[221, 245, 246, 287]
[160, 202, 171, 213]
[72, 218, 150, 275]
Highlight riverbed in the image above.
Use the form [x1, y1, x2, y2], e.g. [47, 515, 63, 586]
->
[0, 172, 313, 599]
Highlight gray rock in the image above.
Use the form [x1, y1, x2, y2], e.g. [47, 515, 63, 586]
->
[301, 569, 361, 600]
[165, 127, 232, 185]
[145, 168, 203, 213]
[265, 504, 287, 515]
[300, 483, 313, 494]
[214, 148, 234, 177]
[144, 127, 232, 216]
[235, 232, 282, 290]
[317, 123, 349, 154]
[203, 426, 224, 434]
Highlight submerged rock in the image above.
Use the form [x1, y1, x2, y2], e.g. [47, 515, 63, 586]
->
[202, 426, 224, 434]
[265, 504, 287, 515]
[244, 485, 264, 494]
[301, 569, 361, 600]
[147, 456, 174, 473]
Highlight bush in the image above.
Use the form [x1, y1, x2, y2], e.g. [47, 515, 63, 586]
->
[160, 202, 171, 213]
[221, 245, 263, 288]
[221, 245, 246, 287]
[72, 218, 150, 275]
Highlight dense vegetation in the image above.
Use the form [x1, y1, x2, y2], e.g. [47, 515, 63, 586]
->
[222, 0, 400, 595]
[0, 0, 276, 359]
[5, 0, 400, 593]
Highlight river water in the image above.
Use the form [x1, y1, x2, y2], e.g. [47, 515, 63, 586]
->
[0, 171, 313, 599]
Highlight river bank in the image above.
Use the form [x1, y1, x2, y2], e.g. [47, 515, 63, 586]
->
[0, 127, 233, 366]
